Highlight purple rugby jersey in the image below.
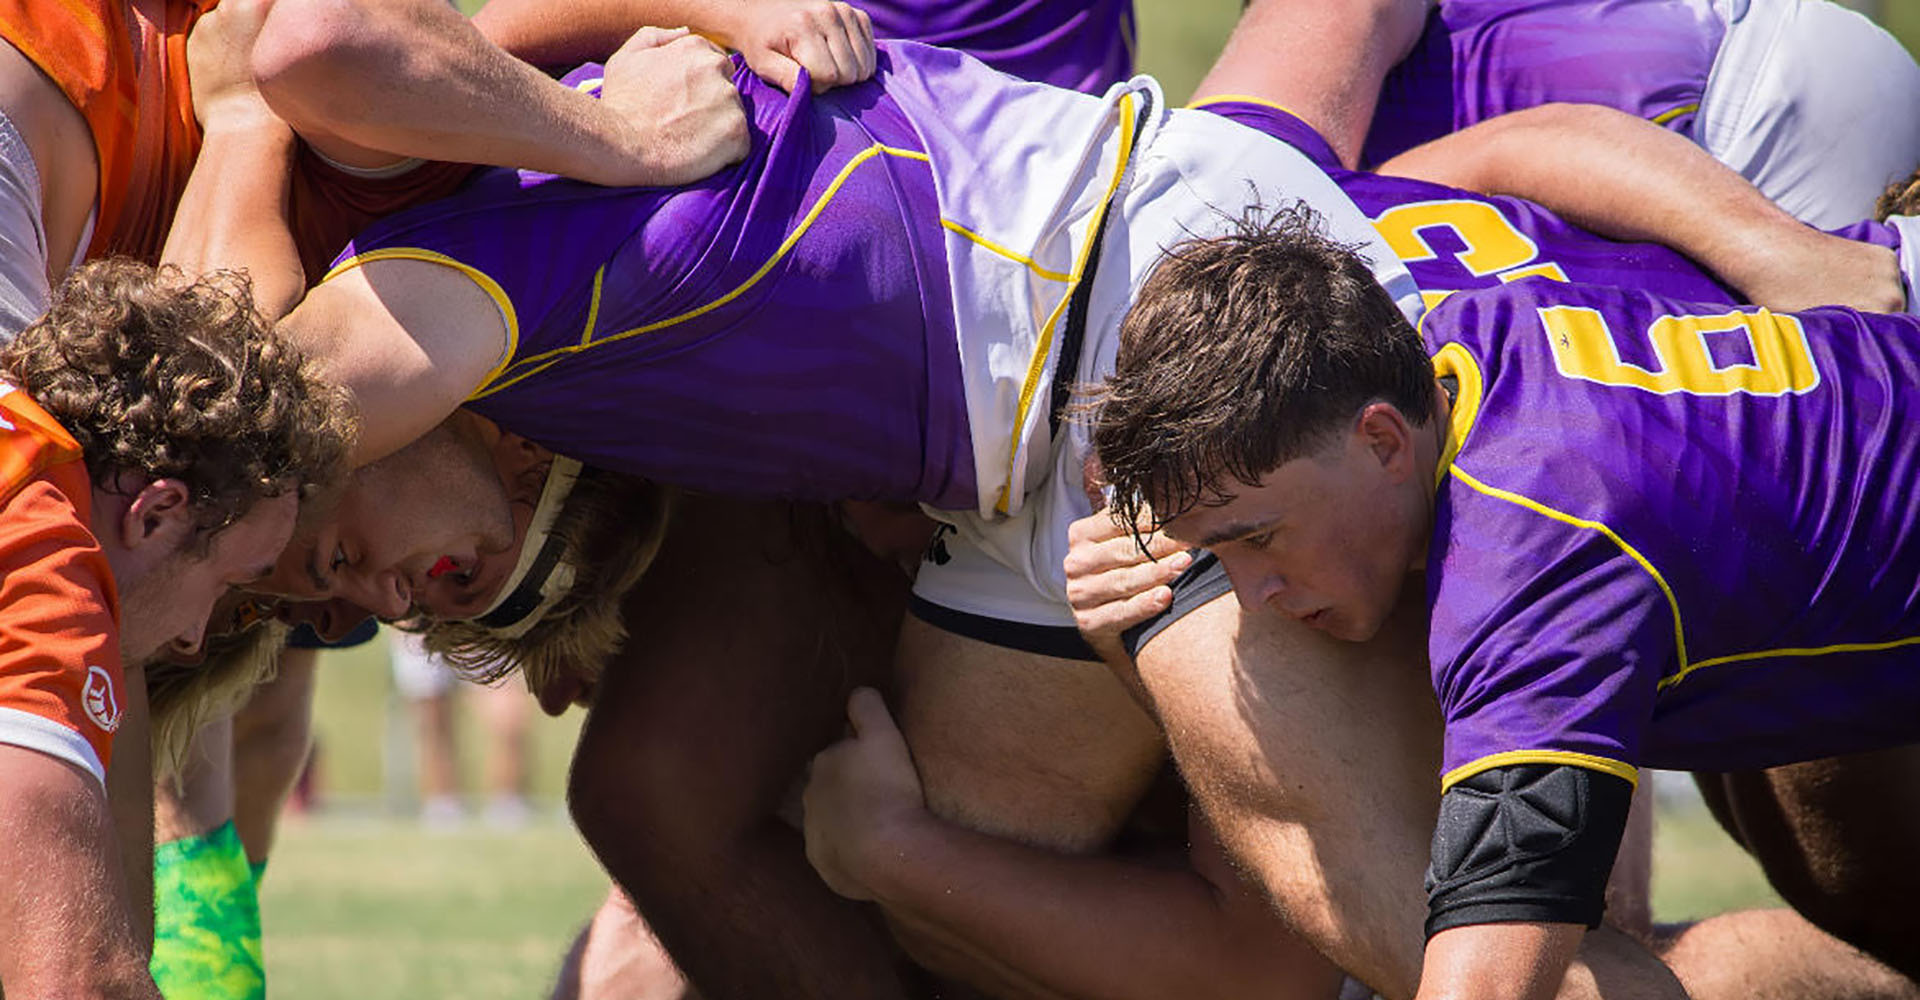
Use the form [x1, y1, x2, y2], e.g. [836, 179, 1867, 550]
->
[1198, 100, 1860, 305]
[330, 52, 976, 509]
[1422, 280, 1920, 783]
[854, 0, 1134, 93]
[1361, 0, 1724, 167]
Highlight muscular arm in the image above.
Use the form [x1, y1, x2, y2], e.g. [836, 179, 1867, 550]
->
[249, 0, 749, 186]
[808, 710, 1346, 1000]
[474, 0, 875, 94]
[106, 664, 156, 952]
[1416, 923, 1585, 1000]
[567, 496, 916, 1000]
[1191, 0, 1432, 168]
[1377, 103, 1904, 313]
[0, 746, 160, 998]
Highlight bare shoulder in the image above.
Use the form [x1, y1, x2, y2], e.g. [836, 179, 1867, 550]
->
[286, 256, 511, 464]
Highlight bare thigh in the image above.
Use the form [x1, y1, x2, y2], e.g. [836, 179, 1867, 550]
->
[893, 616, 1166, 851]
[1695, 746, 1920, 982]
[1132, 588, 1687, 1000]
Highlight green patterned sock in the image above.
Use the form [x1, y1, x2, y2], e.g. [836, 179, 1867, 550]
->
[151, 821, 265, 1000]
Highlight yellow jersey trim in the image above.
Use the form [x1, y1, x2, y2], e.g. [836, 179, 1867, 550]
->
[1447, 465, 1692, 670]
[941, 220, 1073, 282]
[1663, 634, 1920, 691]
[1649, 103, 1701, 127]
[994, 92, 1140, 514]
[1185, 93, 1308, 125]
[1445, 408, 1920, 693]
[579, 267, 606, 347]
[470, 142, 932, 400]
[322, 247, 523, 398]
[1442, 751, 1639, 792]
[1430, 343, 1483, 489]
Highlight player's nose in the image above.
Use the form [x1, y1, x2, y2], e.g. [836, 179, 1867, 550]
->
[337, 569, 411, 620]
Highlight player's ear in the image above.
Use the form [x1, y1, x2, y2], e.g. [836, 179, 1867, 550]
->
[120, 477, 195, 554]
[491, 430, 557, 503]
[1356, 403, 1417, 482]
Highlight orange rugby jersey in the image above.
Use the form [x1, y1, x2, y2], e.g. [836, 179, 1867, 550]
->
[0, 382, 123, 785]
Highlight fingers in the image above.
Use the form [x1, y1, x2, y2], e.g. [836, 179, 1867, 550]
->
[618, 24, 691, 54]
[1066, 547, 1191, 611]
[844, 3, 875, 79]
[844, 687, 904, 749]
[753, 48, 805, 94]
[1064, 515, 1190, 584]
[1073, 583, 1176, 639]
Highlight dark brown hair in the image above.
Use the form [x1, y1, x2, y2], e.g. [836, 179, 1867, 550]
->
[1876, 166, 1920, 222]
[1089, 203, 1433, 529]
[0, 259, 353, 540]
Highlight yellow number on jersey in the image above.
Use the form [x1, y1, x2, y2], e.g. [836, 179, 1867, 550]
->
[1372, 200, 1570, 310]
[1539, 305, 1822, 396]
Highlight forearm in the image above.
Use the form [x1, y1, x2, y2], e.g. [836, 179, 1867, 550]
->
[474, 0, 750, 67]
[159, 115, 304, 319]
[1377, 103, 1902, 312]
[864, 814, 1340, 1000]
[1413, 923, 1583, 1000]
[1193, 0, 1431, 168]
[106, 665, 156, 951]
[0, 748, 160, 998]
[253, 0, 647, 182]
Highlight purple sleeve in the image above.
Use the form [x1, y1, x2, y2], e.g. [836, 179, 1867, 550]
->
[1191, 100, 1343, 173]
[1427, 482, 1666, 789]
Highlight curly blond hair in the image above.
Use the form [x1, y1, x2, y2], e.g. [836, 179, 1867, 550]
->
[0, 259, 353, 537]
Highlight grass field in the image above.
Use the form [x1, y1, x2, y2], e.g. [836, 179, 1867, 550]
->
[265, 1, 1906, 995]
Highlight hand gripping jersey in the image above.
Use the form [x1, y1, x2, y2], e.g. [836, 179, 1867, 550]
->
[0, 382, 122, 786]
[853, 0, 1134, 93]
[330, 43, 1409, 528]
[1422, 280, 1920, 787]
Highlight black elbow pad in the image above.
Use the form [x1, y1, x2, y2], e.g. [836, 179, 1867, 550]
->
[1424, 763, 1634, 939]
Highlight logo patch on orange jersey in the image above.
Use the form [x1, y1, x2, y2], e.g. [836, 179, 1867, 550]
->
[82, 666, 121, 733]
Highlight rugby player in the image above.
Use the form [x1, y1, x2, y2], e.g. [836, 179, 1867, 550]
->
[1084, 205, 1920, 1000]
[140, 7, 877, 994]
[0, 259, 347, 996]
[263, 68, 1899, 1000]
[173, 7, 1914, 999]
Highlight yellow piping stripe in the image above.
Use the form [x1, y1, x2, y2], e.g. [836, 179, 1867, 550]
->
[470, 143, 932, 399]
[1430, 343, 1483, 488]
[994, 93, 1139, 514]
[942, 220, 1073, 282]
[1442, 751, 1639, 792]
[1448, 431, 1920, 694]
[322, 247, 522, 395]
[1186, 93, 1308, 125]
[1650, 103, 1701, 126]
[1663, 634, 1920, 691]
[579, 267, 606, 346]
[1448, 465, 1691, 670]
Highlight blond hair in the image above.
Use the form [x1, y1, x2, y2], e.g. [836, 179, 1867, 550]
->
[411, 469, 675, 696]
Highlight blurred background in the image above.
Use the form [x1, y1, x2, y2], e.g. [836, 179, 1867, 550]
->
[260, 3, 1920, 998]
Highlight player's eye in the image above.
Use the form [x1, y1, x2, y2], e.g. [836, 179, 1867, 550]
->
[1242, 530, 1277, 550]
